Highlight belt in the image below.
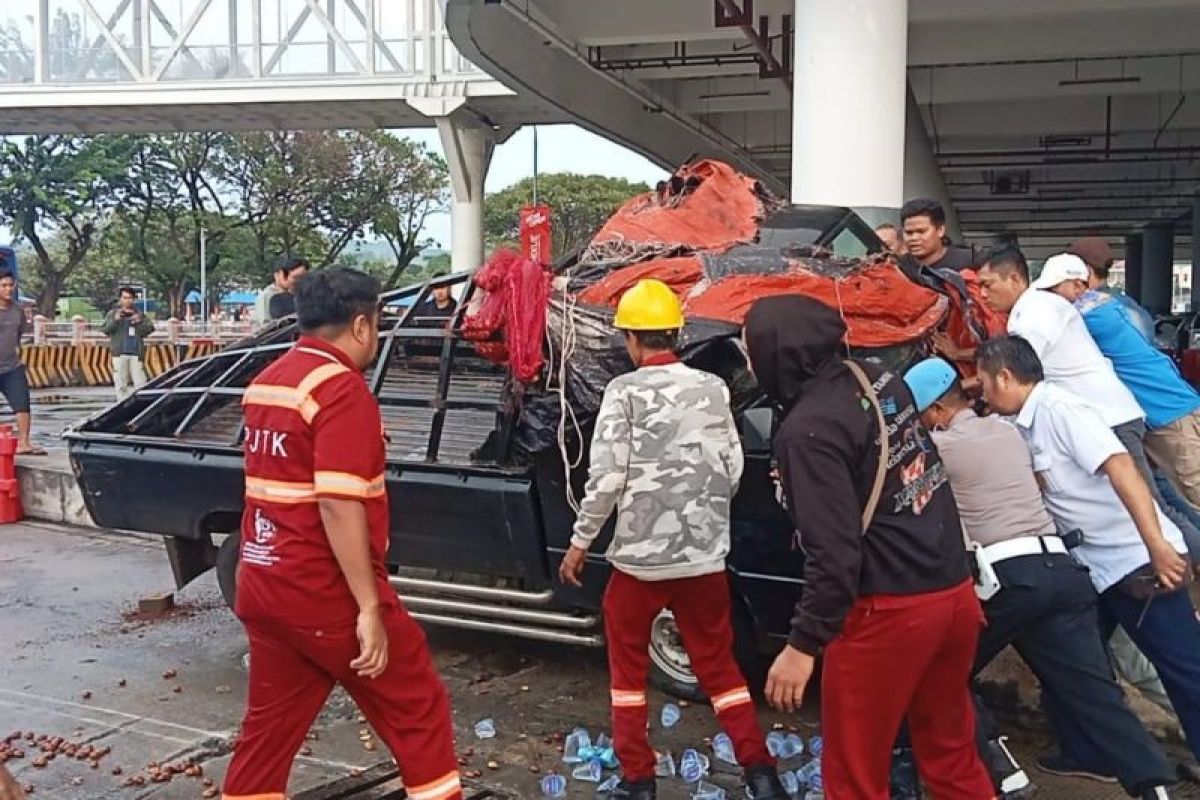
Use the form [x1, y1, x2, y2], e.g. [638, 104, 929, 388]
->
[981, 535, 1067, 565]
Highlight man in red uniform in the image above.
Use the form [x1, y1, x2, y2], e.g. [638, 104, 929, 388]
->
[223, 268, 461, 800]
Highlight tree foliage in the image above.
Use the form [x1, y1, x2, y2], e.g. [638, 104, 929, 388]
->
[0, 130, 450, 317]
[484, 173, 649, 260]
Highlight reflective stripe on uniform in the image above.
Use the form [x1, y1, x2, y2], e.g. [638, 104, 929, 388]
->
[610, 688, 647, 707]
[242, 362, 350, 423]
[406, 771, 462, 800]
[245, 476, 316, 504]
[711, 685, 752, 712]
[221, 793, 286, 800]
[313, 471, 386, 499]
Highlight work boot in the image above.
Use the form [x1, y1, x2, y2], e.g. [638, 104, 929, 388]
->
[889, 746, 921, 800]
[607, 779, 656, 799]
[743, 765, 789, 799]
[984, 736, 1033, 797]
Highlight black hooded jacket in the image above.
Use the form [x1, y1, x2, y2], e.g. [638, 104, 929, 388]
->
[744, 296, 970, 656]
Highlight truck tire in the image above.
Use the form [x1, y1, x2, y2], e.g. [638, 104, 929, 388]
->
[216, 534, 240, 610]
[646, 601, 764, 703]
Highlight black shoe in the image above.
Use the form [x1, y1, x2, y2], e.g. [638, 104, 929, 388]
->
[983, 736, 1032, 796]
[1035, 753, 1118, 783]
[889, 746, 921, 800]
[743, 765, 789, 799]
[605, 779, 656, 799]
[1140, 786, 1172, 800]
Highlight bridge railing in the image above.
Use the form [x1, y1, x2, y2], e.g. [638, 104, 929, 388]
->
[0, 0, 481, 86]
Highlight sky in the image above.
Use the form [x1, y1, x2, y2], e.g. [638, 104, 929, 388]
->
[397, 124, 669, 249]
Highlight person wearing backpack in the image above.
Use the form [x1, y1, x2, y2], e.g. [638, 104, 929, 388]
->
[743, 294, 992, 799]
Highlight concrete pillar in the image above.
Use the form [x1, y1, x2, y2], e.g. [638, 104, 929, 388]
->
[791, 0, 907, 213]
[1141, 223, 1174, 316]
[1124, 233, 1144, 302]
[903, 87, 960, 239]
[434, 116, 495, 272]
[1192, 193, 1200, 311]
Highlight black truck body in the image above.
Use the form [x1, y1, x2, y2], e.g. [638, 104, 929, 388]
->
[66, 206, 891, 694]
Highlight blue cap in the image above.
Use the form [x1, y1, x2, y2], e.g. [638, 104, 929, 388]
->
[904, 357, 959, 413]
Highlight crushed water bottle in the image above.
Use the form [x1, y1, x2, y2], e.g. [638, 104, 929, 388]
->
[563, 729, 592, 764]
[711, 731, 737, 764]
[795, 759, 821, 787]
[661, 702, 682, 728]
[540, 773, 567, 798]
[777, 734, 805, 759]
[597, 775, 621, 794]
[572, 760, 604, 782]
[804, 768, 824, 799]
[655, 750, 677, 778]
[780, 769, 800, 798]
[692, 780, 726, 800]
[596, 732, 613, 749]
[587, 745, 619, 770]
[808, 736, 824, 758]
[473, 719, 496, 739]
[679, 748, 710, 782]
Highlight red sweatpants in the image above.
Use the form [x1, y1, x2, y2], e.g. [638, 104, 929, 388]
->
[223, 605, 461, 800]
[603, 569, 773, 781]
[821, 579, 993, 800]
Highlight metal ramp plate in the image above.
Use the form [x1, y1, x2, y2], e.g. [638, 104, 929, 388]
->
[294, 765, 517, 800]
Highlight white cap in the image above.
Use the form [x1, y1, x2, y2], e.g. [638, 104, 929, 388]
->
[1031, 253, 1090, 290]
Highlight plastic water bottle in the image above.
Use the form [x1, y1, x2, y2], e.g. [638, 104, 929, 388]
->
[655, 750, 676, 777]
[711, 731, 737, 764]
[596, 732, 613, 749]
[540, 773, 567, 797]
[661, 702, 682, 728]
[692, 780, 726, 800]
[597, 775, 621, 794]
[795, 758, 821, 787]
[780, 769, 800, 798]
[804, 766, 824, 799]
[780, 734, 804, 759]
[571, 759, 603, 782]
[808, 736, 824, 758]
[679, 748, 710, 782]
[473, 719, 496, 739]
[766, 731, 788, 757]
[563, 729, 591, 763]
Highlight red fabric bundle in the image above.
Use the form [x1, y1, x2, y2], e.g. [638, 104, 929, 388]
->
[577, 256, 705, 307]
[460, 249, 551, 383]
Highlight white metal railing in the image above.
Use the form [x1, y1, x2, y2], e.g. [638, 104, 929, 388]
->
[0, 0, 481, 86]
[28, 318, 256, 345]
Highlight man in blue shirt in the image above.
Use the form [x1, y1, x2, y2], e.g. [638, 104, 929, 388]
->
[1048, 251, 1200, 511]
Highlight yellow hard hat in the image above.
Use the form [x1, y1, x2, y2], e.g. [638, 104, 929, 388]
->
[613, 279, 685, 331]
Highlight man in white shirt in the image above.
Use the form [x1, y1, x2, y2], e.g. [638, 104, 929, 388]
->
[977, 335, 1200, 784]
[905, 358, 1173, 797]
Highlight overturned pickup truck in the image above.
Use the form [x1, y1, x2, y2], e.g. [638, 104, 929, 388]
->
[66, 161, 955, 697]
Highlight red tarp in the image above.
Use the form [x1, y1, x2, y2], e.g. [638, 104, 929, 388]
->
[583, 160, 768, 263]
[460, 249, 551, 383]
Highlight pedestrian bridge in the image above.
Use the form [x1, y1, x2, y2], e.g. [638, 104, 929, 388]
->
[0, 0, 566, 268]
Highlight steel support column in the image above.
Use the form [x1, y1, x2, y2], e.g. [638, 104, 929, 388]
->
[1141, 222, 1174, 316]
[1124, 233, 1144, 302]
[433, 112, 494, 272]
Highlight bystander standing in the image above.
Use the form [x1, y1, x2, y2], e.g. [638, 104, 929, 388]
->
[101, 287, 155, 401]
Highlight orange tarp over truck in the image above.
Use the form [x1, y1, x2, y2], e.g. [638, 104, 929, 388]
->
[580, 255, 947, 350]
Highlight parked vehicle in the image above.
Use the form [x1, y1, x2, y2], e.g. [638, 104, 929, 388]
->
[65, 205, 926, 699]
[1155, 311, 1200, 388]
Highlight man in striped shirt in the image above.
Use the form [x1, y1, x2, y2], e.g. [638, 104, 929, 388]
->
[222, 268, 461, 800]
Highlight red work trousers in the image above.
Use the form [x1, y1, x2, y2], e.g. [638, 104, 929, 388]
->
[222, 605, 461, 800]
[603, 569, 773, 781]
[821, 579, 993, 800]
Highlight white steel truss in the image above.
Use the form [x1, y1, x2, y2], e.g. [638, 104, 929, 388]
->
[1, 0, 481, 85]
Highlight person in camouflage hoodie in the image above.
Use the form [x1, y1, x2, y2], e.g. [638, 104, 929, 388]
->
[559, 280, 785, 800]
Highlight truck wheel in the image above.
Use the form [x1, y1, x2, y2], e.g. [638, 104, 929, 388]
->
[216, 534, 240, 610]
[646, 603, 765, 703]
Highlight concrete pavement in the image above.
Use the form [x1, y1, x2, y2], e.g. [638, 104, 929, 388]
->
[3, 522, 1196, 798]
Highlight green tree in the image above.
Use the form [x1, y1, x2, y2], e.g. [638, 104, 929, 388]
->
[484, 173, 648, 260]
[0, 135, 133, 315]
[365, 136, 450, 288]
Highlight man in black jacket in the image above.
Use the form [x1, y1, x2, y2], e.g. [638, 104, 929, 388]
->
[743, 295, 992, 799]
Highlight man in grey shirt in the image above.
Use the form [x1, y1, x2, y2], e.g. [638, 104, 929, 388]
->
[904, 357, 1173, 799]
[0, 267, 41, 455]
